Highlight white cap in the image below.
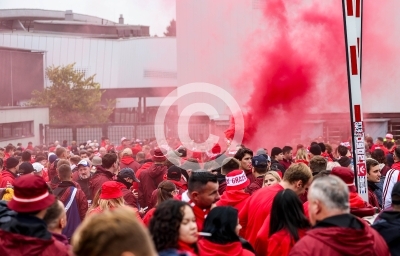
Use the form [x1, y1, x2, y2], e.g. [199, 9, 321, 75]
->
[32, 162, 44, 173]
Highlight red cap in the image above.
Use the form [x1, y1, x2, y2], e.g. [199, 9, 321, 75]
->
[8, 175, 55, 213]
[225, 170, 250, 191]
[331, 167, 356, 192]
[100, 181, 125, 199]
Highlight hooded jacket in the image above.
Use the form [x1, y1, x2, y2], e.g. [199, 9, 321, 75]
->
[0, 170, 17, 188]
[289, 214, 389, 256]
[120, 155, 141, 172]
[245, 176, 264, 195]
[198, 239, 254, 256]
[372, 210, 400, 256]
[239, 184, 284, 246]
[133, 161, 153, 191]
[216, 190, 250, 213]
[138, 163, 167, 208]
[89, 166, 114, 198]
[116, 177, 138, 209]
[0, 202, 69, 256]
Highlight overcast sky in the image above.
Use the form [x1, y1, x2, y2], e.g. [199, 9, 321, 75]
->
[0, 0, 176, 36]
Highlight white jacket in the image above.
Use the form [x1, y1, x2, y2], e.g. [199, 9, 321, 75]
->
[382, 168, 400, 209]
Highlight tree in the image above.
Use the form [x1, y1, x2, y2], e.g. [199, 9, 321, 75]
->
[164, 19, 176, 37]
[30, 63, 114, 125]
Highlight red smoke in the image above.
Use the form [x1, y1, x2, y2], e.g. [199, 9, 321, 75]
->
[226, 0, 350, 147]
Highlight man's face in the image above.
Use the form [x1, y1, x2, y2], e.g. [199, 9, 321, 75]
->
[105, 139, 110, 145]
[80, 153, 87, 159]
[376, 139, 383, 145]
[123, 140, 130, 146]
[240, 153, 252, 171]
[276, 153, 284, 161]
[192, 182, 220, 209]
[99, 148, 107, 156]
[78, 166, 91, 179]
[367, 165, 381, 183]
[284, 150, 292, 160]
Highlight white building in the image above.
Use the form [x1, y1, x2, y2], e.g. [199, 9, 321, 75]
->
[0, 107, 49, 146]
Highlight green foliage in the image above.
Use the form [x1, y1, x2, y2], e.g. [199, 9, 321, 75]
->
[164, 19, 176, 37]
[29, 63, 115, 124]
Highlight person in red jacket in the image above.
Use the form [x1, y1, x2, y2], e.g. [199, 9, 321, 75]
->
[0, 175, 69, 255]
[0, 157, 19, 188]
[89, 153, 119, 197]
[246, 155, 269, 195]
[53, 164, 88, 241]
[3, 145, 15, 161]
[188, 171, 220, 231]
[198, 206, 255, 256]
[143, 180, 178, 226]
[120, 148, 141, 173]
[148, 166, 188, 209]
[217, 170, 250, 212]
[370, 137, 389, 155]
[289, 176, 390, 256]
[366, 158, 382, 210]
[279, 146, 293, 171]
[239, 163, 313, 246]
[255, 189, 310, 256]
[138, 149, 168, 208]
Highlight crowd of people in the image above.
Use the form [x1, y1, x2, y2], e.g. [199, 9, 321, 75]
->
[0, 133, 399, 256]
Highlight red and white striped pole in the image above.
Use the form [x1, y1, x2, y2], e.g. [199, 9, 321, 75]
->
[342, 0, 368, 202]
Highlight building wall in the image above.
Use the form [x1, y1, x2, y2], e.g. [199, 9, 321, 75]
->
[0, 107, 49, 146]
[0, 49, 44, 106]
[0, 33, 177, 105]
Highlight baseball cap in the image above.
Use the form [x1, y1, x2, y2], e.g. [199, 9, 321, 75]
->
[118, 168, 140, 183]
[32, 162, 44, 173]
[167, 165, 182, 181]
[121, 137, 128, 143]
[77, 159, 90, 167]
[18, 162, 35, 175]
[252, 155, 267, 168]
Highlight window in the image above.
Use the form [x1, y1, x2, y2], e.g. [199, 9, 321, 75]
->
[0, 121, 34, 141]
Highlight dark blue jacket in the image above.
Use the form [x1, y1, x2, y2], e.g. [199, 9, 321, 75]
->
[372, 210, 400, 256]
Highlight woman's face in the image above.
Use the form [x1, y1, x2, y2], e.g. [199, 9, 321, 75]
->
[179, 205, 198, 245]
[264, 174, 279, 187]
[235, 218, 242, 235]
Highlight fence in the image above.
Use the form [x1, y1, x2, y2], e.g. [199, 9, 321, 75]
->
[43, 122, 212, 145]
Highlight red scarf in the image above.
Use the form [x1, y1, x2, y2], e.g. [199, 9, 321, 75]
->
[178, 241, 197, 256]
[189, 201, 211, 232]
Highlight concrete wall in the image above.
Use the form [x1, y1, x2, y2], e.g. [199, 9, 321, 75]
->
[0, 107, 49, 146]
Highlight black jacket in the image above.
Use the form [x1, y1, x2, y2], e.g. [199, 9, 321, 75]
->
[372, 211, 400, 256]
[271, 159, 285, 174]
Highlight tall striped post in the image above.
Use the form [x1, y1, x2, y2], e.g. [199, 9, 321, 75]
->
[342, 0, 368, 202]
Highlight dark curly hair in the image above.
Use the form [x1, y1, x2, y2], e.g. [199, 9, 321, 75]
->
[371, 149, 386, 164]
[149, 200, 189, 252]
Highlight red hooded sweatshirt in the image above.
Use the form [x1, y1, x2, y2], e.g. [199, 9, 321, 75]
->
[138, 163, 167, 207]
[216, 190, 250, 213]
[120, 155, 140, 172]
[198, 239, 254, 256]
[239, 184, 284, 246]
[289, 214, 389, 256]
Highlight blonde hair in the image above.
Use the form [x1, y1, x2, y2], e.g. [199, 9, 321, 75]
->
[265, 171, 282, 182]
[121, 148, 133, 156]
[72, 207, 157, 256]
[296, 148, 309, 161]
[87, 190, 125, 215]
